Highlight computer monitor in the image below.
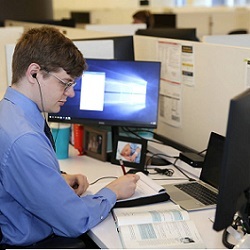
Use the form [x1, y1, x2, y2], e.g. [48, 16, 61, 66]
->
[135, 28, 199, 42]
[153, 14, 176, 28]
[48, 59, 161, 129]
[0, 0, 53, 23]
[213, 89, 250, 234]
[24, 18, 76, 28]
[76, 36, 134, 60]
[71, 11, 90, 24]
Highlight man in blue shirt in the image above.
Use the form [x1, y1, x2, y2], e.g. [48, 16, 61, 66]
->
[0, 26, 139, 247]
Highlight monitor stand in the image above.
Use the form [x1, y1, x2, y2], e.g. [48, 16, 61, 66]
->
[108, 126, 150, 175]
[239, 189, 250, 234]
[224, 189, 250, 248]
[150, 157, 171, 166]
[106, 126, 120, 162]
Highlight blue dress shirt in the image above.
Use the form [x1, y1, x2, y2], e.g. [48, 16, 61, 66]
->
[0, 87, 116, 246]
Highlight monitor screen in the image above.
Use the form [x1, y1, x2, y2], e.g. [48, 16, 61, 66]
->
[153, 14, 176, 28]
[77, 36, 134, 60]
[135, 28, 199, 42]
[0, 0, 53, 23]
[213, 89, 250, 232]
[48, 59, 161, 128]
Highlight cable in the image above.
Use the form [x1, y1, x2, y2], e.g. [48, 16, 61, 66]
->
[152, 177, 188, 181]
[115, 127, 195, 181]
[89, 176, 118, 185]
[35, 75, 59, 145]
[153, 167, 174, 176]
[145, 152, 195, 181]
[35, 77, 46, 119]
[172, 158, 196, 182]
[120, 127, 165, 145]
[222, 229, 235, 249]
[222, 217, 243, 249]
[198, 148, 207, 156]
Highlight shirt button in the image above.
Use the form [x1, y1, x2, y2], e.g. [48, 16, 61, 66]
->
[100, 216, 104, 220]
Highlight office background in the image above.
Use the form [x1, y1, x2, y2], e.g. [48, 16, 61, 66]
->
[1, 1, 250, 248]
[1, 0, 250, 152]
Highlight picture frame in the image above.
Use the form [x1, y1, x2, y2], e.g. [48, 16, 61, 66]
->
[111, 135, 148, 170]
[83, 126, 107, 161]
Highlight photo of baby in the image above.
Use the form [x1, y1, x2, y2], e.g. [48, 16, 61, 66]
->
[116, 141, 142, 163]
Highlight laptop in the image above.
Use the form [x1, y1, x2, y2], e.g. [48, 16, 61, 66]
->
[162, 132, 225, 211]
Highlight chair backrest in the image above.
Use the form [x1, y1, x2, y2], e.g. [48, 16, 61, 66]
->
[228, 29, 248, 35]
[0, 236, 86, 249]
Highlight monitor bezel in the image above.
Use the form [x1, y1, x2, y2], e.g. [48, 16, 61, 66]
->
[48, 58, 161, 129]
[213, 89, 250, 233]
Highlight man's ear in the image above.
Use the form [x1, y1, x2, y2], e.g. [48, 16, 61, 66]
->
[27, 63, 40, 83]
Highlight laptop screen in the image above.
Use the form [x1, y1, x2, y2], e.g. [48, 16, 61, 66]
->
[199, 132, 225, 189]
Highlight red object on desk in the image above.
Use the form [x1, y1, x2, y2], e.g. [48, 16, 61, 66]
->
[73, 124, 84, 155]
[119, 159, 126, 175]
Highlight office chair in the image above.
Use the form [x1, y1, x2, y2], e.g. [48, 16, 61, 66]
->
[228, 29, 248, 35]
[0, 235, 92, 249]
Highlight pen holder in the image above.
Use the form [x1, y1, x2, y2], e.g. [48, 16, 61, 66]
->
[51, 123, 71, 159]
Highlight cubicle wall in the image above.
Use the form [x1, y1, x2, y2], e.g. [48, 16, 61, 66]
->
[134, 35, 250, 151]
[53, 5, 250, 41]
[5, 36, 131, 86]
[175, 7, 250, 39]
[4, 20, 124, 40]
[203, 34, 250, 47]
[3, 23, 250, 153]
[84, 23, 146, 35]
[3, 22, 125, 87]
[0, 27, 23, 92]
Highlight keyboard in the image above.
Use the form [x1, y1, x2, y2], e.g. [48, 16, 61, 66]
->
[175, 182, 217, 205]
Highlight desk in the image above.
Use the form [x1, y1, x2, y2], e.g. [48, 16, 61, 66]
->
[59, 144, 225, 249]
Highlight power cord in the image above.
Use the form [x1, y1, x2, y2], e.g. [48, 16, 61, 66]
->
[172, 158, 196, 182]
[89, 176, 118, 185]
[146, 157, 194, 181]
[153, 167, 174, 177]
[222, 216, 246, 249]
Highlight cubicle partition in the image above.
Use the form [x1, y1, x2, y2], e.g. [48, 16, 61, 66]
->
[203, 34, 250, 47]
[134, 35, 250, 151]
[4, 20, 124, 40]
[3, 23, 250, 154]
[84, 23, 146, 35]
[3, 22, 128, 86]
[0, 27, 23, 92]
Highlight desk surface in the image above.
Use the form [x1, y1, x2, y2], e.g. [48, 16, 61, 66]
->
[59, 144, 225, 249]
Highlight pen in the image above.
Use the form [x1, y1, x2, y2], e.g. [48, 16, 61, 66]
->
[119, 159, 126, 175]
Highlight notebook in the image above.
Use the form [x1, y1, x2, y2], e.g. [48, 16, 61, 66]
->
[162, 132, 225, 211]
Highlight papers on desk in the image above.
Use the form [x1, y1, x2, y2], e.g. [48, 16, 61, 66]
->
[84, 172, 170, 207]
[112, 203, 205, 249]
[115, 172, 170, 208]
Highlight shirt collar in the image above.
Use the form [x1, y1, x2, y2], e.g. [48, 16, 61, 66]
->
[4, 87, 45, 129]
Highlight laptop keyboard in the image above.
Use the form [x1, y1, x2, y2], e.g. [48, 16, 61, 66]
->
[175, 182, 217, 205]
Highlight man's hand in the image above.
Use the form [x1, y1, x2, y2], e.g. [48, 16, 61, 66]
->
[62, 173, 89, 196]
[105, 174, 140, 200]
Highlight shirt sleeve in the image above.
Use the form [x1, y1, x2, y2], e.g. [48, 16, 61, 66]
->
[2, 132, 117, 238]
